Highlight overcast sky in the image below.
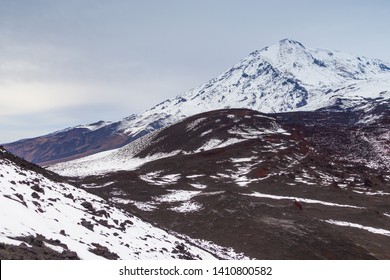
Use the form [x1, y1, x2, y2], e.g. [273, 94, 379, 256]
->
[1, 0, 389, 143]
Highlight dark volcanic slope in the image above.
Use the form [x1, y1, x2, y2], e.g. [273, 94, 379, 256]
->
[72, 107, 390, 260]
[277, 97, 390, 171]
[2, 122, 128, 165]
[136, 108, 295, 157]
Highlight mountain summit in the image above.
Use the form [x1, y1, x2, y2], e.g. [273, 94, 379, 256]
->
[4, 39, 390, 164]
[146, 38, 390, 115]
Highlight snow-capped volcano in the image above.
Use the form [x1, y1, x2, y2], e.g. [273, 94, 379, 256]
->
[4, 39, 390, 164]
[130, 38, 390, 118]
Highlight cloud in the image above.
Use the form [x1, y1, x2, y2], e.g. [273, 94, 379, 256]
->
[0, 83, 96, 117]
[0, 69, 204, 143]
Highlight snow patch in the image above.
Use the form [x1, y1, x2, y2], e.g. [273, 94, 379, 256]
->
[154, 190, 201, 203]
[186, 118, 206, 131]
[244, 192, 363, 209]
[50, 150, 181, 177]
[170, 201, 203, 213]
[231, 157, 256, 163]
[141, 173, 181, 186]
[190, 183, 207, 189]
[193, 138, 247, 153]
[200, 129, 213, 137]
[323, 220, 390, 237]
[186, 174, 205, 179]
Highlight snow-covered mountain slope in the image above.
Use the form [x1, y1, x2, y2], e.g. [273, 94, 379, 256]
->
[0, 147, 247, 260]
[115, 39, 390, 134]
[53, 108, 390, 259]
[109, 39, 390, 149]
[139, 39, 390, 116]
[50, 95, 390, 178]
[49, 109, 292, 177]
[4, 39, 390, 165]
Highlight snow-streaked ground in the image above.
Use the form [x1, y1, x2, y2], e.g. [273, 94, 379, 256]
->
[49, 110, 295, 178]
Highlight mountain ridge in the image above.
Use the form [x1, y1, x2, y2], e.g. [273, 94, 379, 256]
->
[4, 39, 390, 164]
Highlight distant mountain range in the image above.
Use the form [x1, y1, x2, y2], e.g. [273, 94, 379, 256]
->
[4, 39, 390, 165]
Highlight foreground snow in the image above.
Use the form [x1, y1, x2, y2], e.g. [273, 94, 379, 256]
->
[0, 152, 246, 259]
